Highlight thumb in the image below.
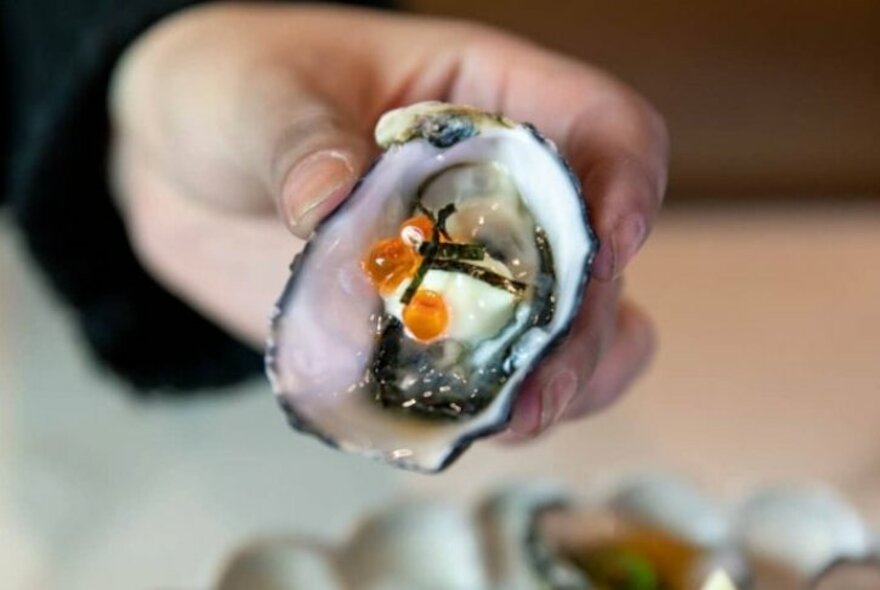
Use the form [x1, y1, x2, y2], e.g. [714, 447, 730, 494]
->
[246, 87, 371, 238]
[280, 145, 363, 239]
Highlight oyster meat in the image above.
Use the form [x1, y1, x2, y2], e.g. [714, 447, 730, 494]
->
[267, 102, 597, 471]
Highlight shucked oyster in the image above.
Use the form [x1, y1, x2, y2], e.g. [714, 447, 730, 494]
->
[214, 480, 878, 590]
[267, 102, 597, 472]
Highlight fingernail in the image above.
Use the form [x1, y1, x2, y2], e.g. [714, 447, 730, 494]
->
[282, 151, 355, 233]
[539, 370, 579, 432]
[591, 233, 616, 281]
[613, 215, 646, 277]
[508, 387, 543, 438]
[592, 215, 646, 281]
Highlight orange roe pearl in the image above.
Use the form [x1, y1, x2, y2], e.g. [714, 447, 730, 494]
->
[399, 215, 435, 244]
[403, 290, 449, 342]
[362, 237, 420, 294]
[399, 214, 453, 247]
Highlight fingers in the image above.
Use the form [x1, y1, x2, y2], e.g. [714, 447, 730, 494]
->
[114, 134, 297, 346]
[247, 89, 371, 238]
[447, 35, 669, 281]
[505, 278, 623, 439]
[571, 105, 669, 281]
[111, 5, 375, 238]
[561, 300, 656, 419]
[502, 296, 655, 442]
[554, 87, 668, 282]
[430, 35, 668, 437]
[221, 58, 373, 238]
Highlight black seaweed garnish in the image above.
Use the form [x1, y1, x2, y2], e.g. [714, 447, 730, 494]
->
[416, 201, 433, 218]
[435, 203, 456, 230]
[419, 242, 486, 261]
[399, 233, 437, 305]
[369, 199, 557, 423]
[370, 319, 508, 420]
[400, 203, 457, 305]
[399, 252, 432, 305]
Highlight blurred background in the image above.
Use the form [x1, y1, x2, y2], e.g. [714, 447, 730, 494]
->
[1, 1, 878, 588]
[407, 0, 880, 199]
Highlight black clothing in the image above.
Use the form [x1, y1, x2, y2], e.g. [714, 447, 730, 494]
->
[1, 0, 389, 392]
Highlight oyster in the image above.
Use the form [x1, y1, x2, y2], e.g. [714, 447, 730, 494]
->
[812, 558, 880, 589]
[267, 102, 596, 472]
[536, 476, 744, 590]
[735, 487, 874, 589]
[214, 480, 877, 590]
[702, 571, 738, 590]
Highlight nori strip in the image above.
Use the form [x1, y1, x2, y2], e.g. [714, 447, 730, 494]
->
[416, 201, 434, 220]
[415, 201, 453, 240]
[426, 259, 527, 296]
[436, 203, 456, 229]
[400, 243, 436, 305]
[435, 203, 455, 241]
[400, 203, 457, 305]
[370, 205, 556, 422]
[419, 242, 486, 261]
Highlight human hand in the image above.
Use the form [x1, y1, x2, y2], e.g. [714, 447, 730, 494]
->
[110, 3, 668, 436]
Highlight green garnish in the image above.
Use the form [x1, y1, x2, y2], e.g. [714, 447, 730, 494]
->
[577, 547, 658, 590]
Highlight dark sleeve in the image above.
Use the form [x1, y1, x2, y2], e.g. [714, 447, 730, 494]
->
[3, 0, 390, 394]
[1, 28, 9, 204]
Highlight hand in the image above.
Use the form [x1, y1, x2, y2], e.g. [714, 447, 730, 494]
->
[110, 3, 668, 436]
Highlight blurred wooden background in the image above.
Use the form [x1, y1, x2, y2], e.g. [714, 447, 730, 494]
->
[404, 0, 880, 199]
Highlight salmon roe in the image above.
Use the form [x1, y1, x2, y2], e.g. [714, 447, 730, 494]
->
[399, 215, 436, 245]
[361, 237, 420, 294]
[402, 290, 449, 342]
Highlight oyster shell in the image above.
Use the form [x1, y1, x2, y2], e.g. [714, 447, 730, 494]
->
[538, 476, 743, 590]
[735, 487, 874, 589]
[812, 558, 880, 590]
[213, 480, 876, 590]
[267, 102, 596, 472]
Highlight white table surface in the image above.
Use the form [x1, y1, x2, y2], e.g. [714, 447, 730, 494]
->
[1, 202, 878, 589]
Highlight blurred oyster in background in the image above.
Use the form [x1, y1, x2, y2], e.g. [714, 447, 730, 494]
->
[213, 477, 877, 589]
[811, 558, 880, 590]
[735, 487, 874, 590]
[536, 475, 746, 589]
[702, 571, 738, 590]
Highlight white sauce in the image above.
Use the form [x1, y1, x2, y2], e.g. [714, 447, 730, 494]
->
[383, 256, 518, 345]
